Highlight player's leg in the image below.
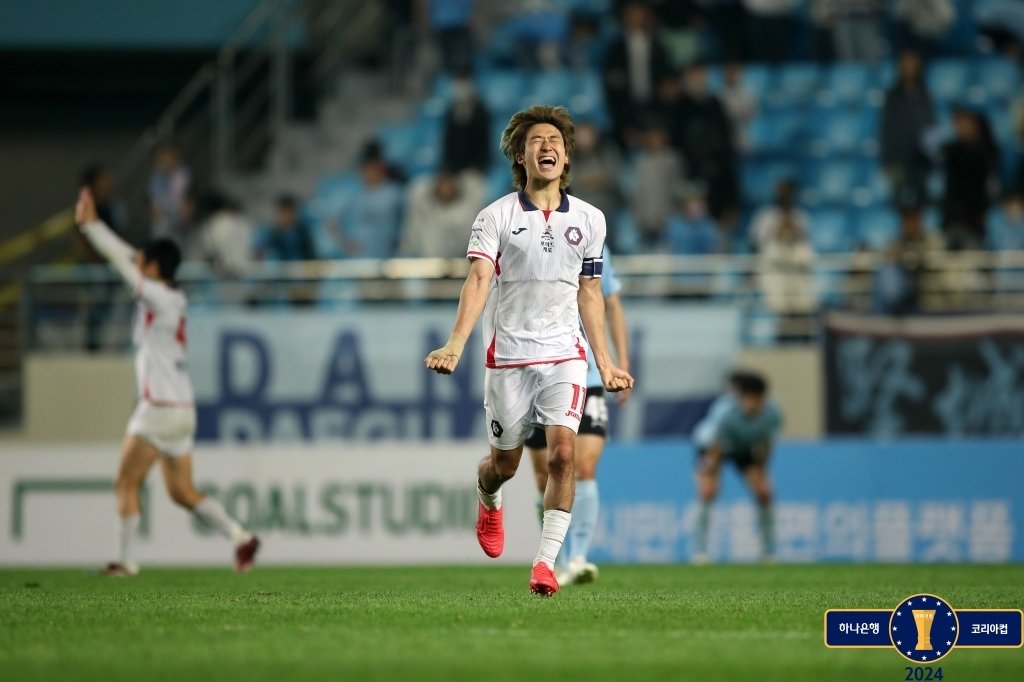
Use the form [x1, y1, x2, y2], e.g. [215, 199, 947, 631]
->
[528, 360, 587, 595]
[104, 435, 159, 575]
[742, 463, 775, 560]
[525, 427, 549, 526]
[160, 453, 261, 572]
[693, 449, 723, 563]
[565, 431, 603, 583]
[476, 368, 536, 559]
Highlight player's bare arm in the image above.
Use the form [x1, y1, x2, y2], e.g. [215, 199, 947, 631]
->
[425, 256, 494, 375]
[604, 291, 632, 405]
[578, 277, 633, 392]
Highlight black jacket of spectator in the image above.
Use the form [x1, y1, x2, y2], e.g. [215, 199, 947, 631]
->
[881, 85, 935, 169]
[942, 139, 1000, 239]
[602, 34, 674, 148]
[442, 97, 491, 174]
[671, 93, 739, 217]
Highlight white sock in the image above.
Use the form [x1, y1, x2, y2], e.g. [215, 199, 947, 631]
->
[568, 479, 599, 562]
[478, 481, 502, 510]
[535, 509, 571, 570]
[118, 515, 139, 568]
[194, 497, 249, 544]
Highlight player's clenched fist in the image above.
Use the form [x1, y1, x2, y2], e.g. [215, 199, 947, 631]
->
[425, 332, 467, 375]
[75, 187, 98, 225]
[601, 366, 635, 393]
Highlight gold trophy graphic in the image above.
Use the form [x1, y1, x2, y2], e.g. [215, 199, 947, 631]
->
[912, 610, 936, 650]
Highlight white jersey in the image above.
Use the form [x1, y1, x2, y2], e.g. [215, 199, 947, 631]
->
[468, 190, 606, 368]
[82, 221, 195, 406]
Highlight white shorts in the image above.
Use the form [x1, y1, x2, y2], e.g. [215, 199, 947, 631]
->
[126, 402, 196, 457]
[483, 359, 588, 450]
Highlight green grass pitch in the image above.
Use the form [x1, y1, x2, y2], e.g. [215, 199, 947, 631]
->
[2, 565, 1022, 681]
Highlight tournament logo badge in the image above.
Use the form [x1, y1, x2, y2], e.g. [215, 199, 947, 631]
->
[825, 592, 1022, 668]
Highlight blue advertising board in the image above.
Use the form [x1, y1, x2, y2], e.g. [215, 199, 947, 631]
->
[589, 440, 1023, 564]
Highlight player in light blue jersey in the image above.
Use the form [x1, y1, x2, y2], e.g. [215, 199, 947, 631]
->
[525, 248, 630, 586]
[692, 371, 782, 563]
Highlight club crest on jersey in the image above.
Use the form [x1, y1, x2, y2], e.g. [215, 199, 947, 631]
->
[541, 226, 554, 253]
[490, 420, 503, 437]
[564, 226, 583, 246]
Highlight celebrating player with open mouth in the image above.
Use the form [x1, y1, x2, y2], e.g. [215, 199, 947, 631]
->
[75, 187, 260, 576]
[425, 105, 634, 595]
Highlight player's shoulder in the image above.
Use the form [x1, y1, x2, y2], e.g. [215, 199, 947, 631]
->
[480, 191, 520, 217]
[565, 193, 605, 222]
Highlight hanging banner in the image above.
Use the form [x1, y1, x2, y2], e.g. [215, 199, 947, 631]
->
[823, 312, 1024, 437]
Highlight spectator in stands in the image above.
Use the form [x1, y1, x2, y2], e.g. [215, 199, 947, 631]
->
[892, 0, 956, 57]
[666, 182, 719, 255]
[706, 0, 749, 62]
[671, 63, 740, 225]
[418, 0, 475, 73]
[335, 142, 404, 259]
[742, 0, 800, 63]
[631, 120, 686, 251]
[653, 0, 713, 68]
[942, 109, 1002, 251]
[256, 195, 316, 262]
[602, 0, 674, 149]
[720, 62, 757, 153]
[872, 205, 944, 315]
[880, 50, 936, 207]
[149, 143, 191, 240]
[757, 208, 816, 318]
[568, 121, 624, 234]
[825, 0, 889, 62]
[750, 179, 810, 252]
[441, 70, 490, 175]
[189, 191, 253, 278]
[988, 190, 1024, 250]
[77, 162, 126, 353]
[400, 168, 486, 258]
[975, 0, 1024, 59]
[564, 11, 604, 71]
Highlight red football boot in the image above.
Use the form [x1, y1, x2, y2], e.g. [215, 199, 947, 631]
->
[476, 503, 504, 558]
[235, 536, 261, 573]
[529, 562, 559, 596]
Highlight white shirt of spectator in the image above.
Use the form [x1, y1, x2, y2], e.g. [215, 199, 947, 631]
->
[468, 190, 606, 368]
[82, 221, 195, 406]
[625, 31, 653, 102]
[751, 205, 811, 251]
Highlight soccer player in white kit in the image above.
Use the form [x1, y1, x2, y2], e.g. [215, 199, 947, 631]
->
[75, 188, 260, 576]
[425, 105, 634, 595]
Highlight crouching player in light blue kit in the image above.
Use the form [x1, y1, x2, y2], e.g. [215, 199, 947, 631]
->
[691, 371, 782, 563]
[525, 248, 631, 586]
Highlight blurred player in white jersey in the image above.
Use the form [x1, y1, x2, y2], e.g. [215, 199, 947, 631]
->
[425, 105, 634, 595]
[75, 188, 259, 576]
[524, 247, 630, 586]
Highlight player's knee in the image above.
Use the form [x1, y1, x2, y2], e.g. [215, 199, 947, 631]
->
[167, 482, 196, 509]
[114, 471, 140, 496]
[547, 441, 574, 474]
[492, 455, 519, 482]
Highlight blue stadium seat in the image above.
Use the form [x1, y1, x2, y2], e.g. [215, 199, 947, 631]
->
[974, 58, 1020, 100]
[856, 161, 891, 207]
[987, 208, 1024, 251]
[742, 161, 798, 206]
[926, 60, 972, 102]
[807, 209, 852, 253]
[523, 70, 572, 106]
[807, 107, 876, 156]
[739, 64, 774, 101]
[801, 159, 860, 206]
[853, 207, 900, 250]
[478, 70, 526, 112]
[823, 63, 873, 105]
[376, 123, 420, 166]
[747, 110, 805, 156]
[771, 63, 822, 106]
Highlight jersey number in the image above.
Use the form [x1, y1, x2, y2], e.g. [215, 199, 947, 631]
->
[175, 317, 187, 347]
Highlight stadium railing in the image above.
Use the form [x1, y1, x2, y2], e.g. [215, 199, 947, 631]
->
[21, 249, 1024, 351]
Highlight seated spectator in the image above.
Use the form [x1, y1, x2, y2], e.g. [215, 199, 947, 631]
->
[630, 121, 687, 251]
[750, 179, 810, 252]
[602, 0, 673, 149]
[880, 51, 935, 206]
[420, 0, 475, 73]
[149, 143, 191, 240]
[400, 168, 486, 257]
[872, 205, 945, 315]
[256, 195, 317, 262]
[942, 109, 1002, 251]
[671, 63, 740, 223]
[720, 62, 757, 153]
[336, 142, 404, 259]
[568, 121, 624, 231]
[666, 182, 719, 255]
[758, 213, 816, 316]
[564, 11, 604, 71]
[441, 70, 490, 174]
[189, 191, 253, 278]
[988, 191, 1024, 250]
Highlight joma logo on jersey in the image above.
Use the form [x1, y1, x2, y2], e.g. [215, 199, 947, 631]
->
[564, 226, 583, 245]
[511, 227, 526, 235]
